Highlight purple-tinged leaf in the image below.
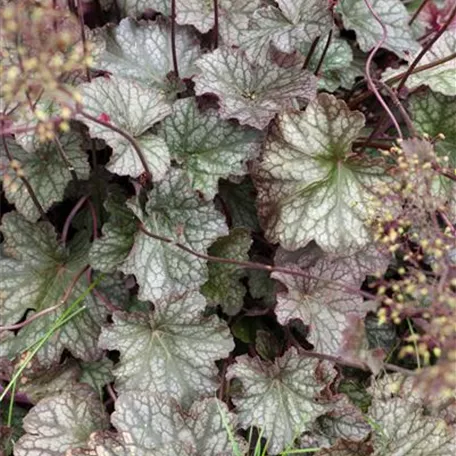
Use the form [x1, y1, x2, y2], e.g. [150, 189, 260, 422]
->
[226, 347, 334, 454]
[14, 385, 109, 456]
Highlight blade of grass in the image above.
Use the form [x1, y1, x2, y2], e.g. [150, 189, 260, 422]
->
[216, 399, 243, 456]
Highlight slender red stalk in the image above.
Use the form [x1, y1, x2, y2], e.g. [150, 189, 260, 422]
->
[61, 195, 89, 245]
[409, 0, 432, 26]
[79, 110, 152, 182]
[76, 0, 92, 82]
[314, 30, 333, 76]
[171, 0, 179, 78]
[54, 136, 78, 181]
[363, 0, 403, 139]
[139, 224, 378, 300]
[303, 36, 321, 70]
[398, 4, 456, 91]
[213, 0, 219, 49]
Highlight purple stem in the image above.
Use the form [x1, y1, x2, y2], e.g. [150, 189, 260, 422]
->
[213, 0, 219, 49]
[61, 195, 88, 245]
[171, 0, 179, 78]
[363, 0, 403, 139]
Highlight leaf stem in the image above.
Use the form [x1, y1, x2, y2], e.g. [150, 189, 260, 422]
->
[314, 30, 333, 76]
[76, 0, 91, 82]
[386, 51, 456, 86]
[1, 132, 49, 221]
[171, 0, 179, 78]
[138, 225, 378, 301]
[348, 52, 456, 108]
[79, 110, 152, 182]
[363, 0, 403, 140]
[54, 136, 79, 181]
[213, 0, 219, 49]
[302, 36, 320, 70]
[408, 0, 431, 26]
[376, 80, 417, 136]
[298, 344, 417, 377]
[61, 195, 88, 245]
[398, 4, 456, 92]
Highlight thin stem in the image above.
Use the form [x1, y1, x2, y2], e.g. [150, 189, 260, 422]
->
[139, 225, 377, 300]
[314, 30, 333, 75]
[286, 328, 417, 376]
[87, 199, 98, 239]
[76, 0, 91, 82]
[1, 133, 48, 221]
[54, 136, 78, 181]
[79, 110, 152, 181]
[348, 52, 456, 108]
[303, 36, 320, 70]
[386, 51, 456, 86]
[106, 383, 117, 403]
[439, 210, 456, 237]
[61, 195, 88, 245]
[213, 0, 219, 49]
[353, 139, 393, 150]
[398, 4, 456, 91]
[377, 80, 417, 137]
[0, 266, 88, 331]
[299, 348, 418, 376]
[0, 124, 38, 136]
[409, 0, 431, 26]
[171, 0, 179, 78]
[363, 0, 403, 139]
[432, 163, 456, 182]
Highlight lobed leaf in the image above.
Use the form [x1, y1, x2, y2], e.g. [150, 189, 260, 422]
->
[79, 75, 172, 179]
[99, 291, 234, 404]
[0, 213, 110, 366]
[120, 169, 228, 302]
[369, 396, 456, 455]
[226, 347, 334, 454]
[0, 134, 89, 222]
[158, 97, 262, 199]
[194, 47, 317, 129]
[273, 246, 380, 355]
[254, 93, 386, 253]
[14, 385, 109, 456]
[91, 17, 201, 92]
[337, 0, 420, 60]
[240, 0, 333, 65]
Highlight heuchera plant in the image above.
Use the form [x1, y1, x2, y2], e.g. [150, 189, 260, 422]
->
[0, 0, 455, 455]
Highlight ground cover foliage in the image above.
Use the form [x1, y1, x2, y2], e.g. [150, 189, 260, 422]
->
[0, 0, 455, 454]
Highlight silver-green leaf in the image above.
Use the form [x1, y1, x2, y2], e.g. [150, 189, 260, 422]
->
[194, 47, 317, 130]
[14, 386, 109, 456]
[79, 75, 171, 179]
[158, 97, 262, 199]
[337, 0, 420, 60]
[98, 291, 234, 405]
[226, 347, 333, 454]
[254, 93, 385, 253]
[0, 134, 89, 222]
